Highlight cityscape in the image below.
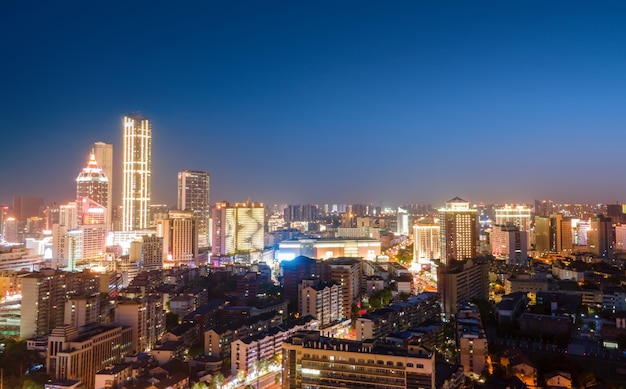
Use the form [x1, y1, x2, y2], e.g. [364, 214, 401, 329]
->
[2, 2, 626, 389]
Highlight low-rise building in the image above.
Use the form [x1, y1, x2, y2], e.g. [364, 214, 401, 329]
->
[282, 330, 436, 389]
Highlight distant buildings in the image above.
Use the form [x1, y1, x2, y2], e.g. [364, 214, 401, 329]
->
[122, 114, 152, 231]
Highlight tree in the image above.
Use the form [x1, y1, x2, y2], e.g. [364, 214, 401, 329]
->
[208, 372, 225, 389]
[188, 341, 204, 358]
[165, 312, 180, 331]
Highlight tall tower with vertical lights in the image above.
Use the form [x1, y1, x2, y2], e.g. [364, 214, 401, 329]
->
[122, 114, 152, 231]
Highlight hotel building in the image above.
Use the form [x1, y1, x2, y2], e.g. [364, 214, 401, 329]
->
[438, 197, 477, 264]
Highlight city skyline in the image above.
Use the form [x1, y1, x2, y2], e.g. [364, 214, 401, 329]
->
[3, 2, 626, 206]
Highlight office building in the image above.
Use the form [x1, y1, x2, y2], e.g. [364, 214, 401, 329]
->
[92, 142, 113, 227]
[438, 197, 477, 264]
[76, 153, 109, 225]
[178, 170, 210, 248]
[156, 210, 198, 267]
[122, 114, 152, 231]
[413, 222, 440, 265]
[212, 201, 264, 256]
[283, 331, 436, 389]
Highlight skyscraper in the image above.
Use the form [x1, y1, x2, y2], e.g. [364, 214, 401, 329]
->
[438, 197, 477, 264]
[76, 152, 109, 224]
[122, 114, 152, 231]
[177, 170, 210, 248]
[92, 142, 113, 226]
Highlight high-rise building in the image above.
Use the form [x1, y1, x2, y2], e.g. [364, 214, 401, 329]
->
[156, 210, 198, 267]
[122, 114, 152, 231]
[76, 152, 109, 226]
[177, 170, 210, 248]
[413, 222, 440, 265]
[92, 142, 114, 227]
[438, 197, 477, 263]
[212, 201, 264, 256]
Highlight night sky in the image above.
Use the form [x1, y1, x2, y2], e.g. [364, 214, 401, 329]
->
[2, 1, 626, 207]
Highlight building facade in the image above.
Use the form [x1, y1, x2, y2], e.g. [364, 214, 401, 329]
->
[212, 201, 264, 256]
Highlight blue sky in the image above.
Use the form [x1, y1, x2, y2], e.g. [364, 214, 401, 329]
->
[1, 1, 626, 207]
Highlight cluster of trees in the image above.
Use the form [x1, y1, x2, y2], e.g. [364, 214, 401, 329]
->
[0, 339, 49, 388]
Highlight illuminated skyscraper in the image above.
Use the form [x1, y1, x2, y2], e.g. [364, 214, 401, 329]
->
[177, 170, 210, 248]
[438, 197, 477, 264]
[92, 142, 113, 226]
[122, 114, 152, 231]
[76, 152, 109, 225]
[212, 201, 264, 256]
